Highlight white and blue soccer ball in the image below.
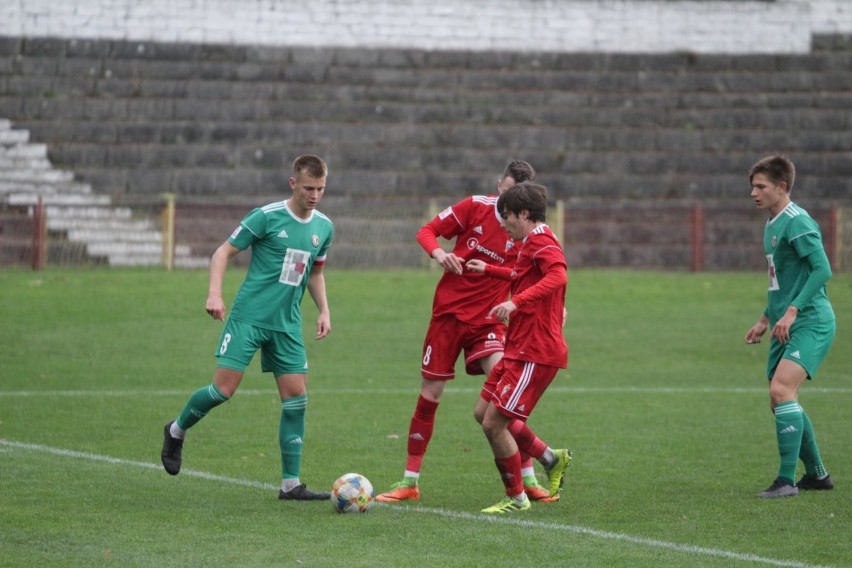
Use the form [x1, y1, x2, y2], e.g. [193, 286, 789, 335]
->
[331, 473, 375, 514]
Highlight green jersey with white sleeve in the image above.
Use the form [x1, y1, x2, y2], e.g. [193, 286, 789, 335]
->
[763, 202, 833, 326]
[227, 201, 333, 332]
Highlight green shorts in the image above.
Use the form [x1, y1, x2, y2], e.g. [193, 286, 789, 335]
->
[767, 317, 835, 380]
[215, 319, 308, 376]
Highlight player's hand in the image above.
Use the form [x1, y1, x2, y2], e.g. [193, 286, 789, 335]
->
[433, 249, 464, 275]
[488, 300, 517, 324]
[466, 259, 486, 273]
[206, 296, 226, 321]
[770, 307, 798, 344]
[744, 317, 768, 344]
[316, 312, 331, 340]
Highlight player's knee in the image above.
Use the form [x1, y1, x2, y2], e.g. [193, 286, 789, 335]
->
[481, 415, 503, 440]
[473, 404, 487, 425]
[769, 386, 794, 408]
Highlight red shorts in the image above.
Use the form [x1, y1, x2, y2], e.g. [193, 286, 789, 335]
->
[481, 358, 558, 420]
[420, 315, 506, 380]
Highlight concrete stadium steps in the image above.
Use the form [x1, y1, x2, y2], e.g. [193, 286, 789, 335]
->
[5, 83, 852, 125]
[0, 122, 29, 144]
[3, 195, 207, 267]
[7, 40, 852, 91]
[0, 180, 94, 195]
[6, 72, 852, 117]
[0, 118, 208, 267]
[39, 127, 852, 163]
[2, 35, 851, 270]
[44, 204, 206, 267]
[16, 113, 852, 151]
[5, 89, 851, 135]
[2, 35, 852, 206]
[41, 140, 852, 199]
[63, 166, 852, 202]
[0, 151, 53, 171]
[7, 192, 111, 206]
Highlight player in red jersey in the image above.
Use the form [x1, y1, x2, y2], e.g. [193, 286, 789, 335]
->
[376, 162, 569, 504]
[466, 181, 571, 514]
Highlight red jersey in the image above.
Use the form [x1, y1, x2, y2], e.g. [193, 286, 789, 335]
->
[496, 224, 568, 368]
[417, 195, 519, 324]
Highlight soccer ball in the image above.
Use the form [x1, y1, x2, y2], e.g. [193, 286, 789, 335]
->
[331, 473, 375, 514]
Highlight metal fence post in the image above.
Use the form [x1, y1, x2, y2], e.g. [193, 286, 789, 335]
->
[161, 193, 176, 271]
[690, 204, 704, 272]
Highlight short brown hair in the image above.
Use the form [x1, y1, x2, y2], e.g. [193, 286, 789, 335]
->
[749, 154, 795, 192]
[293, 154, 328, 179]
[502, 160, 536, 184]
[497, 181, 548, 222]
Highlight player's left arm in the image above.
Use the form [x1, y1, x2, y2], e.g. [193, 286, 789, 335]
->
[465, 259, 513, 279]
[510, 246, 567, 308]
[487, 253, 567, 321]
[771, 230, 832, 343]
[307, 262, 331, 339]
[511, 263, 566, 308]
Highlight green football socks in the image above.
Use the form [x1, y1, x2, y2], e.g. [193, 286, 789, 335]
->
[280, 394, 307, 479]
[799, 408, 828, 478]
[176, 383, 230, 430]
[773, 400, 804, 484]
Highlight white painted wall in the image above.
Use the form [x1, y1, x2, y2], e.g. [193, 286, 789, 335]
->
[1, 0, 850, 54]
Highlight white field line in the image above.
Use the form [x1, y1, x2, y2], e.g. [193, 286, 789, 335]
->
[0, 440, 275, 490]
[0, 439, 831, 568]
[407, 506, 831, 568]
[1, 386, 851, 398]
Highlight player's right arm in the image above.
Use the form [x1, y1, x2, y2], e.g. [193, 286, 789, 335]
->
[206, 241, 240, 321]
[416, 204, 467, 275]
[430, 247, 464, 275]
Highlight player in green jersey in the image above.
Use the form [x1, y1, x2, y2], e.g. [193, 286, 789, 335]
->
[161, 154, 334, 500]
[744, 155, 835, 498]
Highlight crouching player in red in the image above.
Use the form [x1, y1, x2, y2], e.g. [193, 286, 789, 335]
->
[467, 181, 570, 513]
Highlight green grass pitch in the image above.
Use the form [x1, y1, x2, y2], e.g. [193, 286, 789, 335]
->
[1, 268, 850, 567]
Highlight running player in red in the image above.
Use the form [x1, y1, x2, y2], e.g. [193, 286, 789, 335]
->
[376, 161, 570, 504]
[467, 181, 570, 513]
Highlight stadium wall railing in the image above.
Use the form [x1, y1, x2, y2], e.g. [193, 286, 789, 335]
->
[4, 194, 849, 272]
